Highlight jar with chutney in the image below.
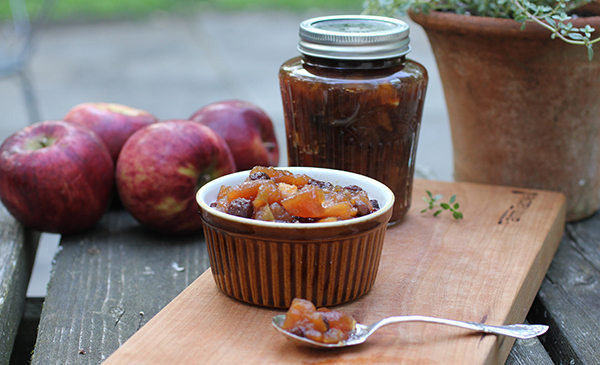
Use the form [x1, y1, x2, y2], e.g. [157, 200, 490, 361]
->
[279, 15, 428, 224]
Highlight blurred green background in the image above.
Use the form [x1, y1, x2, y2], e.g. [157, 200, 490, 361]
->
[2, 0, 363, 22]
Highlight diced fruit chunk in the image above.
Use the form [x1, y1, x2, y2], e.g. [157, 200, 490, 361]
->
[281, 185, 325, 218]
[322, 201, 356, 220]
[253, 204, 274, 221]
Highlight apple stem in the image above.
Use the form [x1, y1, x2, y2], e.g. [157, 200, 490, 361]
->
[38, 137, 51, 148]
[263, 141, 277, 152]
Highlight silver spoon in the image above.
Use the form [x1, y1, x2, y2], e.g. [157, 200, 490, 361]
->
[272, 314, 549, 349]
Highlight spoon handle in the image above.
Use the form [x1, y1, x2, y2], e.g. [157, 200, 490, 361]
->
[370, 315, 548, 339]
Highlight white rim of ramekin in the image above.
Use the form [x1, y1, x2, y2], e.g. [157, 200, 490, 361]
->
[196, 167, 395, 229]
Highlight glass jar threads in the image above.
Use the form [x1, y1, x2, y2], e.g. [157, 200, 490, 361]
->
[279, 15, 428, 223]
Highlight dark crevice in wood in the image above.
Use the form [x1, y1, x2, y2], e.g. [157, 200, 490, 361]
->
[527, 295, 583, 365]
[137, 311, 145, 330]
[9, 297, 45, 365]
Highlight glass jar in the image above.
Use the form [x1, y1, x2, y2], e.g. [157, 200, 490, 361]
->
[279, 15, 428, 224]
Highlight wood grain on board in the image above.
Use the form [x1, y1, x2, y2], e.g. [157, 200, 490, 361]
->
[103, 179, 566, 365]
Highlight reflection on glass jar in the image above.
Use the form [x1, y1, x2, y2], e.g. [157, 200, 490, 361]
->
[279, 15, 428, 223]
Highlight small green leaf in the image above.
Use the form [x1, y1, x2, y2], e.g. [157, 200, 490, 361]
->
[426, 190, 433, 198]
[440, 203, 450, 209]
[552, 13, 570, 22]
[421, 208, 428, 213]
[569, 33, 584, 40]
[453, 211, 463, 220]
[583, 25, 596, 33]
[434, 210, 442, 217]
[449, 195, 456, 204]
[515, 15, 528, 23]
[454, 203, 460, 209]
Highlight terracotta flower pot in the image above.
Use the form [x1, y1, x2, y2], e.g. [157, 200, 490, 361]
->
[410, 10, 600, 221]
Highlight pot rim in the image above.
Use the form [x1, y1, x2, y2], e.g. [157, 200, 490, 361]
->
[408, 9, 600, 39]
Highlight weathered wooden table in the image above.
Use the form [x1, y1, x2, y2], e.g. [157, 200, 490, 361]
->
[1, 182, 599, 364]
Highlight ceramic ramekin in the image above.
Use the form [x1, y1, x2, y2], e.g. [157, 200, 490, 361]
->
[196, 167, 394, 308]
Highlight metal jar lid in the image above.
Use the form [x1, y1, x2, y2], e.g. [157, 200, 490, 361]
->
[298, 15, 411, 60]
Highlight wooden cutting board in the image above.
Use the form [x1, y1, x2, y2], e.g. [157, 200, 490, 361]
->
[103, 179, 566, 365]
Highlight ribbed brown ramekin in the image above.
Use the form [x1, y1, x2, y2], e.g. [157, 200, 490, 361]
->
[196, 167, 394, 308]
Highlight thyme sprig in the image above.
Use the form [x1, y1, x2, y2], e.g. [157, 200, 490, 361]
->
[421, 190, 464, 219]
[513, 0, 599, 60]
[363, 0, 600, 60]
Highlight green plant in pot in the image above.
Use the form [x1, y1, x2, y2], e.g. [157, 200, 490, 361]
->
[364, 0, 600, 222]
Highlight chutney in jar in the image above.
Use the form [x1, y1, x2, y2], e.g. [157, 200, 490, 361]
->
[279, 15, 428, 223]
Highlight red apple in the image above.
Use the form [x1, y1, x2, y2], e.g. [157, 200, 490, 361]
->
[0, 121, 114, 234]
[189, 100, 279, 171]
[64, 102, 158, 162]
[116, 120, 236, 233]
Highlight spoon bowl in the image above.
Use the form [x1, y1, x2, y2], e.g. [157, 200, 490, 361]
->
[272, 314, 549, 349]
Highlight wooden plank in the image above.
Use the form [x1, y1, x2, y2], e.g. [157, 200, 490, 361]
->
[504, 327, 553, 365]
[103, 180, 566, 365]
[527, 213, 600, 365]
[30, 208, 210, 365]
[0, 202, 39, 365]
